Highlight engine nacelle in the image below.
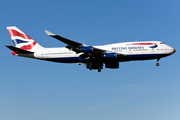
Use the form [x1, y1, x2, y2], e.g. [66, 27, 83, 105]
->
[80, 46, 93, 52]
[104, 53, 117, 59]
[105, 62, 119, 69]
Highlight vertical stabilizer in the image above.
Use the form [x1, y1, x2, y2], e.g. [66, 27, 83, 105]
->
[7, 26, 44, 51]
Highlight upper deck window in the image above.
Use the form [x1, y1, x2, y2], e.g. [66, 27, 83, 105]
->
[160, 42, 164, 44]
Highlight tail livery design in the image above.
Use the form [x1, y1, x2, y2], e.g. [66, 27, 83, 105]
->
[6, 26, 176, 72]
[7, 26, 43, 55]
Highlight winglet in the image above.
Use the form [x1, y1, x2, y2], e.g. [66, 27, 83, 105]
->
[45, 30, 55, 36]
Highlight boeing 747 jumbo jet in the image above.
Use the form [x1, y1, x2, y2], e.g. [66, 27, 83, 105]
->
[6, 26, 176, 72]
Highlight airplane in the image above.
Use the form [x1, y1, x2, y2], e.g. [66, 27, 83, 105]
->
[6, 26, 176, 72]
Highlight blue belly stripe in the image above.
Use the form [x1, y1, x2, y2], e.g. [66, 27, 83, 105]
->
[46, 57, 85, 63]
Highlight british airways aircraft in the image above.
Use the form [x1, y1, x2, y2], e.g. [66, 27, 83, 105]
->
[6, 26, 176, 72]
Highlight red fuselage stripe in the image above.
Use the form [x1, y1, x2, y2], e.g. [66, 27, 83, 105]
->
[133, 43, 157, 45]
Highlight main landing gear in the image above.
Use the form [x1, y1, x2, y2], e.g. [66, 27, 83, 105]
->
[87, 63, 93, 70]
[98, 63, 103, 72]
[86, 63, 103, 72]
[156, 58, 160, 66]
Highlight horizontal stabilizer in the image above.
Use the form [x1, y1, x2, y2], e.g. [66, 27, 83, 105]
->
[45, 30, 82, 47]
[5, 45, 34, 54]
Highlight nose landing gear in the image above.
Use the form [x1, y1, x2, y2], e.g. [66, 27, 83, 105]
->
[156, 58, 160, 66]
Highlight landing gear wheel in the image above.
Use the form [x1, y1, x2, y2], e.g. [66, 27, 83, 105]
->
[156, 58, 160, 66]
[156, 63, 159, 66]
[97, 63, 103, 72]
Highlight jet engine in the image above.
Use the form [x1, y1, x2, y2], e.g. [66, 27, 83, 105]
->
[80, 46, 93, 52]
[104, 53, 117, 59]
[105, 62, 119, 69]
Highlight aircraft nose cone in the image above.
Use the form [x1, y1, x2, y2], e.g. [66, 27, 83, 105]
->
[173, 48, 176, 53]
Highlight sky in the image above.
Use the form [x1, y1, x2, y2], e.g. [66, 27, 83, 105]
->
[0, 0, 180, 120]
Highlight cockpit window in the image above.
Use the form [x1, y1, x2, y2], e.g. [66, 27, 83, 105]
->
[160, 42, 164, 44]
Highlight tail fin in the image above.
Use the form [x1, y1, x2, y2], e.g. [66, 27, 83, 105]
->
[7, 26, 43, 51]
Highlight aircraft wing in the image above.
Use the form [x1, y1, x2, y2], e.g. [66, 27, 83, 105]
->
[45, 30, 105, 52]
[45, 30, 82, 47]
[45, 30, 126, 62]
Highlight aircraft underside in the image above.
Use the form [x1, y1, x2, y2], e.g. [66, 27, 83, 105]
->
[43, 53, 169, 63]
[41, 53, 171, 72]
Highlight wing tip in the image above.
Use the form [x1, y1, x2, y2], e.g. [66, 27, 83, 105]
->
[45, 30, 55, 36]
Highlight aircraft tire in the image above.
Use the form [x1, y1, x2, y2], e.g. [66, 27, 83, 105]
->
[156, 63, 159, 66]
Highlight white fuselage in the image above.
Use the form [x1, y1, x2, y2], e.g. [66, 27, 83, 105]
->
[17, 41, 175, 63]
[7, 26, 176, 72]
